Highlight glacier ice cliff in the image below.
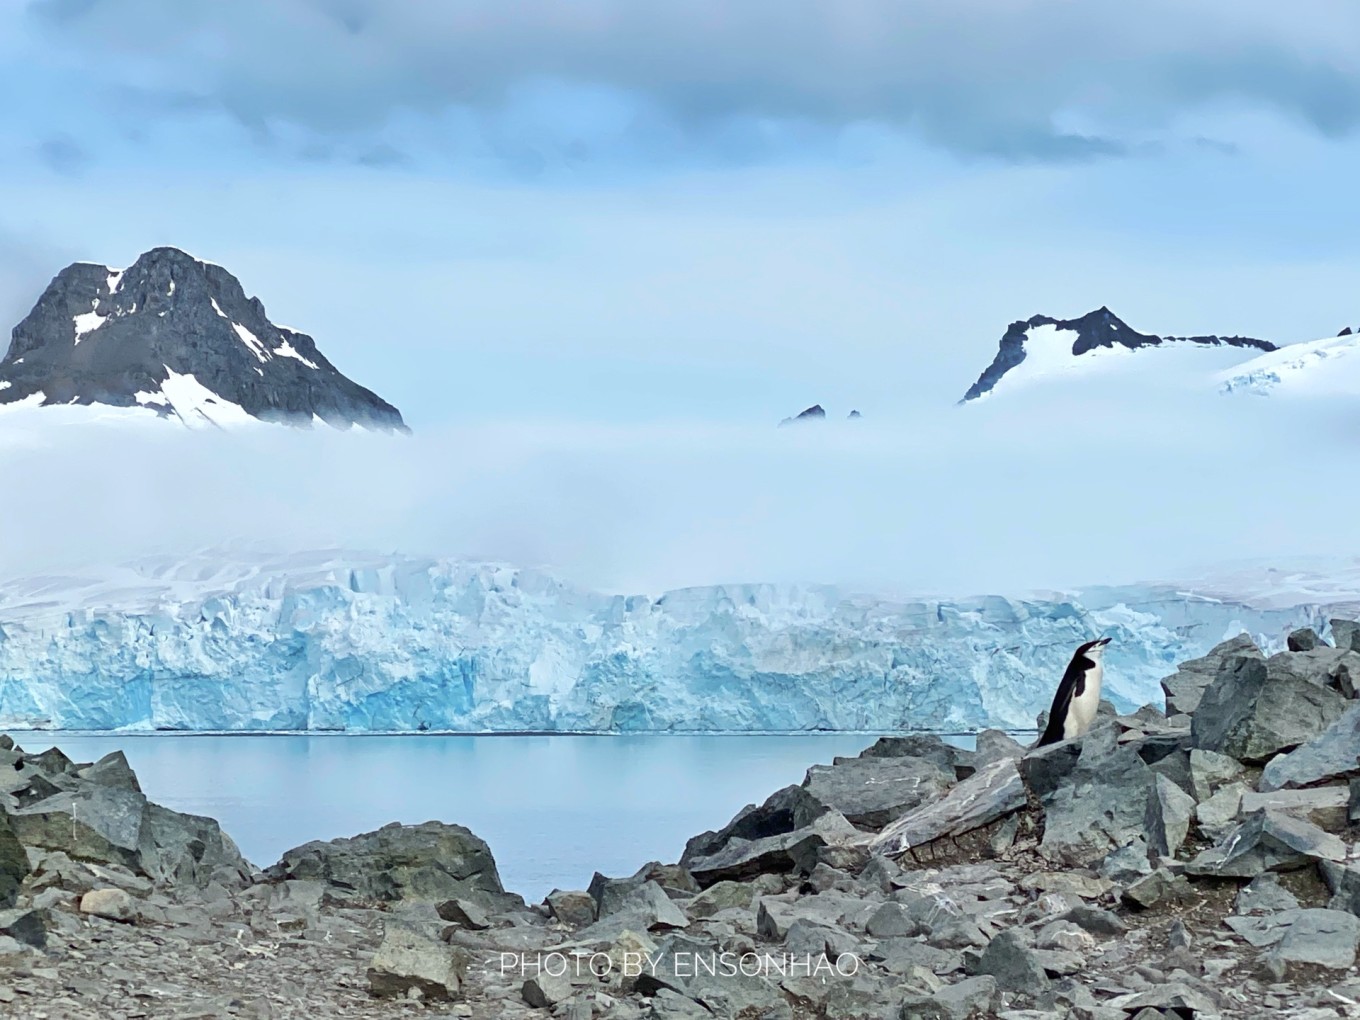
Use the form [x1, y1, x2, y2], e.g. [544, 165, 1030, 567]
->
[0, 551, 1352, 733]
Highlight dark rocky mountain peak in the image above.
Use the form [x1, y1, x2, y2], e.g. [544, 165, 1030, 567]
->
[0, 246, 407, 431]
[960, 307, 1277, 403]
[778, 404, 827, 427]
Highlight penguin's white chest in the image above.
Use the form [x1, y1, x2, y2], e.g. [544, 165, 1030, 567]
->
[1063, 661, 1103, 739]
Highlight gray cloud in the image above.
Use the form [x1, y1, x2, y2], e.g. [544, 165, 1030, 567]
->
[35, 135, 91, 175]
[23, 0, 1360, 163]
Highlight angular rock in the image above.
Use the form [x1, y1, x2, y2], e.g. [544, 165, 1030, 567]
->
[1122, 868, 1191, 910]
[1191, 655, 1348, 763]
[0, 908, 46, 948]
[615, 881, 689, 931]
[855, 733, 971, 775]
[1260, 703, 1360, 792]
[1107, 983, 1218, 1015]
[0, 815, 28, 909]
[965, 929, 1048, 994]
[77, 751, 142, 794]
[872, 757, 1024, 857]
[866, 901, 925, 939]
[546, 889, 597, 927]
[1144, 773, 1196, 857]
[1099, 840, 1152, 885]
[1320, 860, 1360, 916]
[1240, 786, 1349, 830]
[367, 922, 466, 1000]
[436, 897, 491, 930]
[1056, 905, 1126, 937]
[267, 821, 520, 910]
[1160, 634, 1262, 716]
[1331, 618, 1360, 653]
[1288, 627, 1321, 652]
[685, 810, 863, 887]
[589, 872, 646, 917]
[1231, 909, 1360, 970]
[680, 785, 828, 867]
[522, 971, 573, 1009]
[1195, 781, 1247, 842]
[1020, 723, 1157, 863]
[1235, 873, 1301, 915]
[634, 933, 786, 1017]
[899, 975, 997, 1020]
[1188, 748, 1245, 802]
[685, 880, 757, 919]
[1186, 810, 1345, 878]
[974, 730, 1024, 769]
[79, 888, 135, 923]
[803, 755, 954, 829]
[7, 786, 250, 890]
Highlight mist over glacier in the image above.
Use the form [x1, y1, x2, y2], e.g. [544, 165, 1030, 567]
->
[2, 361, 1356, 599]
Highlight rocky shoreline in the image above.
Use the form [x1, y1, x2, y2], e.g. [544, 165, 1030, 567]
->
[3, 625, 1360, 1018]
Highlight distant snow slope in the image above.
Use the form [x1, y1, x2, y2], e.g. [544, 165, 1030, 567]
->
[1218, 332, 1360, 397]
[0, 550, 1349, 733]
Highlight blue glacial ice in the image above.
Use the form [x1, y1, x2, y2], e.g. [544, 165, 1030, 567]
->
[0, 551, 1348, 732]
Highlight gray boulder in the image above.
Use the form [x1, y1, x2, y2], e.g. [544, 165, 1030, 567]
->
[1186, 810, 1346, 878]
[684, 810, 863, 887]
[1191, 654, 1348, 763]
[1143, 773, 1196, 857]
[803, 756, 953, 829]
[1331, 618, 1360, 652]
[974, 730, 1025, 768]
[1160, 634, 1261, 716]
[1235, 873, 1301, 915]
[1019, 723, 1157, 863]
[634, 933, 786, 1017]
[0, 907, 46, 948]
[872, 758, 1024, 858]
[1229, 908, 1360, 970]
[1320, 860, 1360, 916]
[680, 785, 828, 868]
[367, 921, 467, 1000]
[0, 814, 29, 908]
[266, 821, 520, 910]
[899, 975, 997, 1020]
[964, 930, 1048, 995]
[1187, 748, 1244, 801]
[1287, 627, 1321, 651]
[1260, 702, 1360, 791]
[546, 889, 597, 927]
[7, 786, 250, 890]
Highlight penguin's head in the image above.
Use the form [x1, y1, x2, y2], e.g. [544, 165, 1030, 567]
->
[1081, 636, 1112, 660]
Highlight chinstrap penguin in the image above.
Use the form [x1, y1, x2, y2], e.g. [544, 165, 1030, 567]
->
[1036, 636, 1111, 747]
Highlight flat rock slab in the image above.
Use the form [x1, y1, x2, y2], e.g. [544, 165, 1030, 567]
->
[1260, 703, 1360, 792]
[802, 755, 954, 829]
[1229, 909, 1360, 970]
[871, 758, 1023, 857]
[1186, 810, 1346, 878]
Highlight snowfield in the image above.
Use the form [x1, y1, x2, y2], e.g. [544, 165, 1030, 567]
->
[0, 550, 1351, 733]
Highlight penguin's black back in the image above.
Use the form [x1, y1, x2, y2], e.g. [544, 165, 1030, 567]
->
[1037, 644, 1097, 747]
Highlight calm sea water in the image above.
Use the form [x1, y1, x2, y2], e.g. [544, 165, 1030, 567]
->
[30, 733, 978, 902]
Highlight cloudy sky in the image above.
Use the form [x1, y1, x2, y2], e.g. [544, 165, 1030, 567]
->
[5, 0, 1360, 428]
[6, 2, 1360, 595]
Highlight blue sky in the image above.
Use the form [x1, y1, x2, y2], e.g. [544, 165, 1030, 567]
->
[5, 1, 1360, 430]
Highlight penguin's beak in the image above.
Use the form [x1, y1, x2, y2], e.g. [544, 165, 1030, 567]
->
[1095, 637, 1112, 647]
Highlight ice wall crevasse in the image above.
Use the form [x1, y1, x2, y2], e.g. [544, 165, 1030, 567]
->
[0, 551, 1339, 732]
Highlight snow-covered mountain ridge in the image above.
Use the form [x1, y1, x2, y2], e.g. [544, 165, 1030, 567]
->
[0, 247, 405, 431]
[961, 307, 1275, 402]
[0, 550, 1351, 733]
